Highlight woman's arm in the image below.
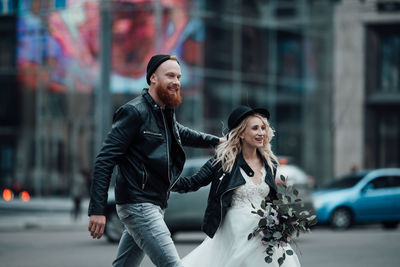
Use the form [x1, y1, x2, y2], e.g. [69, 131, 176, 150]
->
[172, 157, 217, 193]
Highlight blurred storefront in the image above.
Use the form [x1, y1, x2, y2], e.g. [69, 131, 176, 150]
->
[0, 0, 399, 196]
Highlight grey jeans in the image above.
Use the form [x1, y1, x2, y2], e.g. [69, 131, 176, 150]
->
[112, 203, 183, 267]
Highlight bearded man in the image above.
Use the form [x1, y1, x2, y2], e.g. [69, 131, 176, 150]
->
[88, 55, 222, 267]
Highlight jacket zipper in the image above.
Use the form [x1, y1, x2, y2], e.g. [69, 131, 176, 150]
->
[218, 183, 243, 229]
[160, 109, 171, 200]
[143, 130, 163, 137]
[142, 164, 148, 190]
[215, 173, 226, 193]
[164, 112, 186, 203]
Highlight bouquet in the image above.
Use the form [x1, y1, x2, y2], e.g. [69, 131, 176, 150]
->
[248, 175, 317, 266]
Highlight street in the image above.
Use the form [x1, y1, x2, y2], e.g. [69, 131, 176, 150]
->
[0, 225, 399, 267]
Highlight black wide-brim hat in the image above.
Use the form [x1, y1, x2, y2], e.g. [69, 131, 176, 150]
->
[228, 105, 270, 132]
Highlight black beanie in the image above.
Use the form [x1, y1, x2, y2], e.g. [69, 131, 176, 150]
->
[146, 54, 179, 85]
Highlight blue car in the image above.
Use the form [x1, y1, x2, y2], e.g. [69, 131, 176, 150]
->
[312, 168, 400, 229]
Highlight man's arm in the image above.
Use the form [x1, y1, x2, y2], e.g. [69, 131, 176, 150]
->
[88, 105, 140, 239]
[176, 122, 220, 148]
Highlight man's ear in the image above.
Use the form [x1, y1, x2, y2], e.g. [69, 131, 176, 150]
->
[150, 73, 157, 84]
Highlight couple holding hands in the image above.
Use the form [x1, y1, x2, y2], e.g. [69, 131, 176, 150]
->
[88, 55, 301, 267]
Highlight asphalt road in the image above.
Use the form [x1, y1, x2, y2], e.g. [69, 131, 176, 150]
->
[0, 225, 399, 267]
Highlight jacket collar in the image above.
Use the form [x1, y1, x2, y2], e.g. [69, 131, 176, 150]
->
[237, 150, 272, 177]
[236, 152, 255, 177]
[236, 150, 277, 186]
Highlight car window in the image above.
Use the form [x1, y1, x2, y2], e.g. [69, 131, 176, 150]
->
[322, 174, 364, 189]
[390, 176, 400, 187]
[368, 176, 392, 189]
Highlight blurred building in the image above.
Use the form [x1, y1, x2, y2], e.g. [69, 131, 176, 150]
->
[0, 0, 399, 196]
[333, 0, 400, 177]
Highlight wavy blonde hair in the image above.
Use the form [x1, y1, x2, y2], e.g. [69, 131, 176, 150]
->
[214, 114, 278, 173]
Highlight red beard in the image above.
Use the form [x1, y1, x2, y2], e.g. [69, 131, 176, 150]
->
[156, 84, 182, 108]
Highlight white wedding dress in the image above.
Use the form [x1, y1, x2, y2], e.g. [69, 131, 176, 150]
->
[182, 167, 301, 267]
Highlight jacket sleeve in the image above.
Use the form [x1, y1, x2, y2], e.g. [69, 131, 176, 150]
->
[88, 105, 140, 216]
[176, 122, 219, 148]
[172, 157, 217, 193]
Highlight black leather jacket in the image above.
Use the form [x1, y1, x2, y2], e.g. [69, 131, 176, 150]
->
[88, 89, 219, 215]
[172, 152, 278, 238]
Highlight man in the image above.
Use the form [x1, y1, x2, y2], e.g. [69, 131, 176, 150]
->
[88, 54, 221, 267]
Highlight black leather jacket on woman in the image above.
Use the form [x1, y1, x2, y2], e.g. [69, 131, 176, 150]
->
[172, 152, 278, 238]
[88, 89, 219, 216]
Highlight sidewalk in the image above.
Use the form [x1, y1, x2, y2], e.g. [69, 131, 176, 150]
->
[0, 197, 90, 231]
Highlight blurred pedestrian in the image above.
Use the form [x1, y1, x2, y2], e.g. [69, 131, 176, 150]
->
[88, 54, 223, 267]
[71, 170, 86, 221]
[173, 106, 302, 266]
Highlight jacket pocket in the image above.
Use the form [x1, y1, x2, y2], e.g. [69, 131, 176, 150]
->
[143, 130, 163, 139]
[141, 164, 148, 190]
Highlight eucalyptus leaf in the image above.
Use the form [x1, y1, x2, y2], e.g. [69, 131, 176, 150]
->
[261, 200, 266, 210]
[280, 175, 286, 182]
[293, 189, 299, 196]
[278, 257, 284, 266]
[299, 211, 310, 216]
[288, 208, 293, 217]
[286, 186, 292, 193]
[273, 231, 282, 239]
[286, 250, 294, 255]
[265, 256, 273, 264]
[264, 232, 272, 239]
[277, 183, 286, 191]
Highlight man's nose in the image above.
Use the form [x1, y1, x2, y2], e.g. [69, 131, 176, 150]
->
[173, 77, 180, 85]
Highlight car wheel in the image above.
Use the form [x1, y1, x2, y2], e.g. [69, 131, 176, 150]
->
[330, 207, 352, 230]
[382, 222, 398, 230]
[105, 208, 124, 243]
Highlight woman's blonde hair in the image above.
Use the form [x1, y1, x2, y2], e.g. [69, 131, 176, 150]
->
[214, 114, 278, 173]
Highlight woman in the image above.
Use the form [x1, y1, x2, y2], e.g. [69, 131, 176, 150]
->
[172, 106, 301, 267]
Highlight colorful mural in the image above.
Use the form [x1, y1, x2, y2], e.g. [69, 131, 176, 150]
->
[17, 0, 205, 94]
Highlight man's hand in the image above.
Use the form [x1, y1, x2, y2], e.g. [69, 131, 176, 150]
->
[88, 215, 106, 239]
[219, 137, 227, 144]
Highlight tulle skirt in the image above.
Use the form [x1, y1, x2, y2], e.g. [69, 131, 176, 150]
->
[182, 206, 301, 267]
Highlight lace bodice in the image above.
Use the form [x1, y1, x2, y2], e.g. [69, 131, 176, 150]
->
[231, 167, 270, 208]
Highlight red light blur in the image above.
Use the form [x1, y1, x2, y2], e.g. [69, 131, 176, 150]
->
[279, 157, 289, 165]
[20, 191, 31, 202]
[2, 188, 14, 202]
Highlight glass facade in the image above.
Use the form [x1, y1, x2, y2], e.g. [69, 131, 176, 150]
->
[2, 0, 337, 195]
[365, 24, 400, 169]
